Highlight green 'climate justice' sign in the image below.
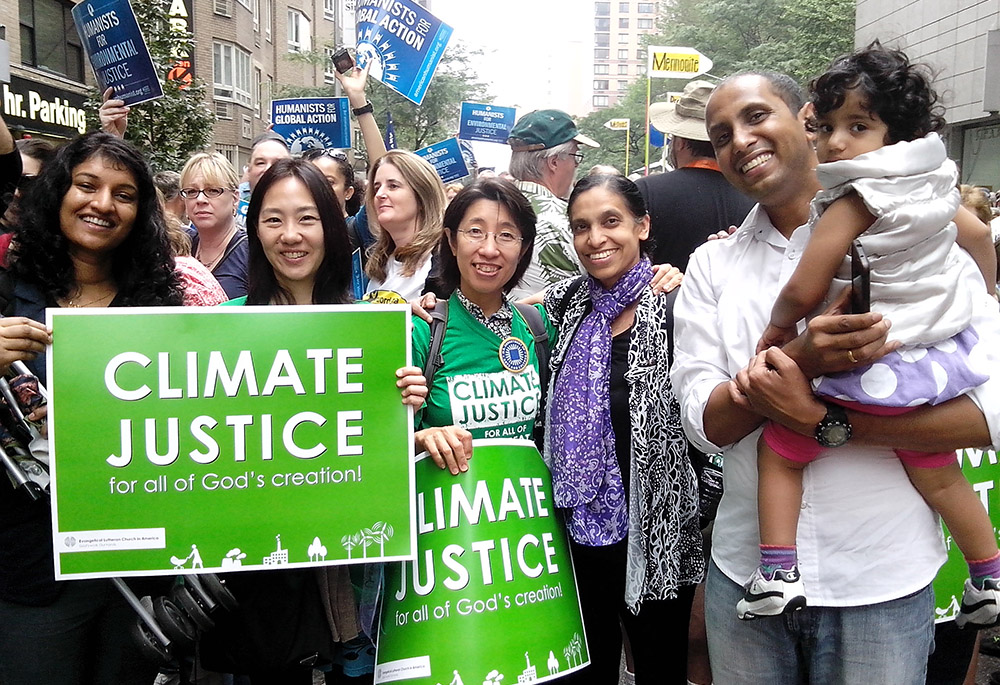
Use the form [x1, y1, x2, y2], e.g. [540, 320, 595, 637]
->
[47, 305, 415, 579]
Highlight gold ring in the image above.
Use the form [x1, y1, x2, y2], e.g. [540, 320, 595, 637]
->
[847, 349, 858, 364]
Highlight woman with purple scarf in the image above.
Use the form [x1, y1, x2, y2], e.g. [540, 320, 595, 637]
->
[543, 174, 704, 683]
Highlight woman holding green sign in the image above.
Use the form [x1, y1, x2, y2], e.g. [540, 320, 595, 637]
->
[412, 177, 550, 471]
[0, 131, 182, 684]
[201, 157, 426, 683]
[542, 174, 703, 684]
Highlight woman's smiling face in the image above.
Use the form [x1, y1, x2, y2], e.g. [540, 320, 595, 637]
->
[570, 185, 649, 289]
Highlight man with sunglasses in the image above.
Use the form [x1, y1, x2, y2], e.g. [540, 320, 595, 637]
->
[507, 109, 599, 299]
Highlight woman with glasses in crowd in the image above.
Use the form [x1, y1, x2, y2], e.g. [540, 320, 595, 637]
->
[178, 152, 248, 299]
[412, 177, 549, 472]
[0, 131, 182, 685]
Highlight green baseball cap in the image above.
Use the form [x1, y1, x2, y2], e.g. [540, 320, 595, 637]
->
[507, 109, 600, 152]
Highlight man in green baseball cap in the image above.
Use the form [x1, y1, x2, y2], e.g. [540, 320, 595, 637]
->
[506, 110, 599, 298]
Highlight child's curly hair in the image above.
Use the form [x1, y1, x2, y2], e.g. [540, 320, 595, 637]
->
[810, 40, 946, 144]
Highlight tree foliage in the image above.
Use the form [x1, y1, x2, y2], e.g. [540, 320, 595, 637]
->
[84, 0, 215, 172]
[575, 0, 855, 171]
[366, 41, 491, 151]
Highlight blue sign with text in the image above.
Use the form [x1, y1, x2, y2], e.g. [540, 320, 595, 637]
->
[72, 0, 162, 106]
[354, 0, 453, 106]
[459, 102, 517, 144]
[414, 138, 469, 183]
[271, 98, 351, 153]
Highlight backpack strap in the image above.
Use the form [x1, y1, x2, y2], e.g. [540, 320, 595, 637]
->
[513, 302, 550, 395]
[422, 301, 449, 387]
[554, 275, 587, 326]
[663, 287, 679, 367]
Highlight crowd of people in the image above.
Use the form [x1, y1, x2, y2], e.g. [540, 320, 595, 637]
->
[2, 41, 1000, 685]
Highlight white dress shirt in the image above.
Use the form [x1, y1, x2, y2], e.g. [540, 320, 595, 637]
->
[671, 204, 1000, 606]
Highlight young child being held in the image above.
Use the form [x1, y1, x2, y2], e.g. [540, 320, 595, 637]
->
[737, 42, 1000, 625]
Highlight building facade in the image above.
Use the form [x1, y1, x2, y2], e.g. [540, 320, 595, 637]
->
[591, 0, 659, 112]
[857, 0, 1000, 189]
[2, 0, 354, 172]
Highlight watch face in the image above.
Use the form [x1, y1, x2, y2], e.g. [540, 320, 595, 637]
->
[824, 424, 850, 446]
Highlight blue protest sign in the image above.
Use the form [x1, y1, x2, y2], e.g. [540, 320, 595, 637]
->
[648, 125, 666, 148]
[414, 138, 469, 184]
[354, 0, 453, 106]
[72, 0, 163, 106]
[459, 102, 517, 144]
[271, 98, 351, 153]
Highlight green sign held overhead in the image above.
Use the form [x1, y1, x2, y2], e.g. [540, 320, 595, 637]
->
[46, 305, 415, 579]
[376, 439, 589, 684]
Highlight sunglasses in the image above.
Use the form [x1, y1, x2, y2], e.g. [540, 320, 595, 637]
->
[301, 148, 349, 161]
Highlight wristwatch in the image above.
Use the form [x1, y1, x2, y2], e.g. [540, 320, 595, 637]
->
[352, 101, 374, 116]
[814, 402, 852, 448]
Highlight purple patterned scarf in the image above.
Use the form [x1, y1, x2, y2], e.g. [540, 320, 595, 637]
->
[549, 257, 652, 546]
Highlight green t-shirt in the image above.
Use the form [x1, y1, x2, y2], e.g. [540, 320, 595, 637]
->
[412, 294, 556, 440]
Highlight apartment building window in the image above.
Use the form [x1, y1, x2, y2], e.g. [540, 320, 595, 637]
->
[216, 144, 239, 168]
[253, 0, 260, 32]
[619, 18, 629, 29]
[617, 49, 628, 60]
[19, 0, 84, 81]
[636, 47, 646, 60]
[595, 64, 609, 75]
[595, 17, 610, 30]
[618, 63, 629, 75]
[235, 0, 251, 10]
[264, 0, 272, 41]
[594, 95, 609, 108]
[594, 80, 609, 91]
[287, 10, 311, 52]
[595, 2, 610, 15]
[638, 18, 653, 28]
[638, 2, 654, 12]
[325, 48, 337, 84]
[619, 1, 629, 11]
[214, 42, 253, 107]
[214, 0, 232, 17]
[254, 67, 262, 117]
[324, 0, 336, 21]
[595, 33, 609, 47]
[618, 34, 628, 44]
[618, 80, 629, 91]
[595, 48, 609, 60]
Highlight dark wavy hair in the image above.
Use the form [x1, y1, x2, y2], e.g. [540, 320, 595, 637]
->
[568, 174, 654, 256]
[245, 158, 353, 305]
[717, 71, 806, 115]
[431, 177, 536, 298]
[11, 132, 181, 305]
[810, 41, 945, 144]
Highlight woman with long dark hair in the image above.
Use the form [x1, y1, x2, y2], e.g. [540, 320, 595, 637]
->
[0, 131, 181, 684]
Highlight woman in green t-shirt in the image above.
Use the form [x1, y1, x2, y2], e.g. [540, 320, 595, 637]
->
[413, 178, 553, 474]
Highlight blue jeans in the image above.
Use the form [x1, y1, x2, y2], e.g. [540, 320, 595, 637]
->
[705, 561, 934, 685]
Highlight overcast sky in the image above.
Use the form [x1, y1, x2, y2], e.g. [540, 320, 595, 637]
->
[430, 0, 592, 171]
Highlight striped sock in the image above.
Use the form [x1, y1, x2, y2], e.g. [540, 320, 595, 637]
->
[760, 545, 797, 577]
[968, 551, 1000, 589]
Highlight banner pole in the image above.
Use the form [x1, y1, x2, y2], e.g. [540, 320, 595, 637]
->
[644, 76, 651, 176]
[625, 127, 630, 176]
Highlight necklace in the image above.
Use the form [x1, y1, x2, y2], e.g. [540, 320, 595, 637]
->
[63, 287, 116, 308]
[196, 226, 236, 272]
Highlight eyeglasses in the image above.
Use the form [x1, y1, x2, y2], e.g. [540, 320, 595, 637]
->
[179, 187, 231, 199]
[457, 227, 523, 247]
[565, 152, 584, 166]
[301, 148, 349, 161]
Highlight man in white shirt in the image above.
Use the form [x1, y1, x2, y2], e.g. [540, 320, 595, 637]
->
[671, 71, 1000, 684]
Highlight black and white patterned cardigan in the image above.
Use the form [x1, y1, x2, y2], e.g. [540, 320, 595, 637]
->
[542, 277, 705, 612]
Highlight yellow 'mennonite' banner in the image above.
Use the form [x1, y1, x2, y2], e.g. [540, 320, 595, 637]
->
[604, 118, 630, 130]
[647, 46, 713, 79]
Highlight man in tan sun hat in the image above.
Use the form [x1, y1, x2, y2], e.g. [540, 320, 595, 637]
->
[636, 80, 754, 271]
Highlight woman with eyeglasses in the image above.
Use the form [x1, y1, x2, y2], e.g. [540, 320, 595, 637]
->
[178, 152, 248, 299]
[411, 177, 551, 472]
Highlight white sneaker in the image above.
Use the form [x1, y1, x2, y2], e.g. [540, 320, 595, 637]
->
[956, 577, 1000, 629]
[736, 566, 807, 620]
